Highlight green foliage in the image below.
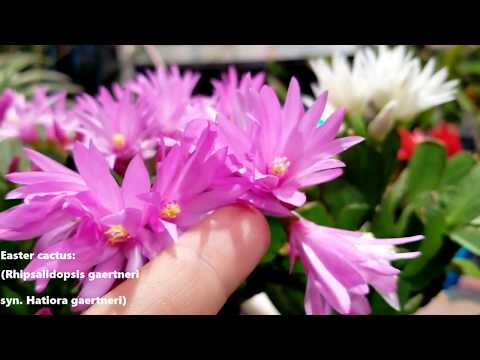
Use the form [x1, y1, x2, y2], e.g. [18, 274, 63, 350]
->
[452, 258, 480, 277]
[402, 206, 446, 278]
[341, 141, 385, 206]
[0, 139, 30, 176]
[297, 201, 334, 227]
[345, 113, 368, 138]
[449, 227, 480, 255]
[322, 132, 480, 314]
[265, 282, 305, 314]
[440, 152, 476, 187]
[0, 50, 81, 95]
[444, 164, 480, 228]
[260, 218, 287, 264]
[404, 141, 446, 202]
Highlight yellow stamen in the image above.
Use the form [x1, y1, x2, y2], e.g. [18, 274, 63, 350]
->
[105, 224, 131, 245]
[160, 202, 182, 219]
[112, 133, 126, 151]
[271, 157, 291, 177]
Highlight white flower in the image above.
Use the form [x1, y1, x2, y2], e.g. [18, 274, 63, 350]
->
[391, 55, 459, 121]
[309, 53, 371, 116]
[308, 45, 459, 140]
[240, 292, 281, 315]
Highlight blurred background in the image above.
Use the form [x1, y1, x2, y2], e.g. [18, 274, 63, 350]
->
[39, 45, 359, 94]
[4, 45, 474, 147]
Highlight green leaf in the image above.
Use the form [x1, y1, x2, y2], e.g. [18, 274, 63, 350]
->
[297, 201, 334, 227]
[371, 170, 409, 238]
[440, 152, 476, 187]
[403, 293, 424, 314]
[405, 249, 456, 293]
[470, 215, 480, 226]
[266, 75, 287, 102]
[416, 108, 437, 129]
[410, 191, 438, 224]
[405, 141, 446, 202]
[321, 178, 366, 219]
[384, 169, 410, 215]
[18, 82, 82, 95]
[457, 90, 476, 113]
[458, 60, 480, 76]
[337, 203, 370, 230]
[342, 142, 385, 206]
[11, 69, 72, 86]
[347, 113, 367, 138]
[0, 53, 38, 78]
[265, 282, 305, 315]
[443, 45, 465, 73]
[0, 138, 29, 176]
[260, 218, 287, 264]
[0, 51, 81, 96]
[449, 226, 480, 256]
[395, 203, 417, 235]
[452, 258, 480, 277]
[402, 207, 446, 278]
[380, 130, 400, 183]
[444, 165, 480, 228]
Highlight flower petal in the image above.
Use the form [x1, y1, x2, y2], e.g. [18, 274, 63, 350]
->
[73, 142, 123, 212]
[122, 155, 151, 210]
[74, 252, 125, 311]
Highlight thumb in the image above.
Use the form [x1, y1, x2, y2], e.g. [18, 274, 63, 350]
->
[83, 204, 271, 315]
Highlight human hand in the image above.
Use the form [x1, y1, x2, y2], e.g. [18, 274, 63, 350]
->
[83, 205, 270, 315]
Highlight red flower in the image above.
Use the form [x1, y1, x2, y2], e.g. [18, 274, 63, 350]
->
[397, 128, 426, 160]
[397, 122, 462, 161]
[430, 122, 462, 157]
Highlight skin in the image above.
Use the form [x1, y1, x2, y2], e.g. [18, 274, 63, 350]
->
[415, 276, 480, 315]
[84, 204, 271, 315]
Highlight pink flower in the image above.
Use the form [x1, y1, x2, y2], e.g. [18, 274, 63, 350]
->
[0, 143, 157, 308]
[35, 307, 53, 315]
[128, 65, 213, 139]
[73, 84, 157, 168]
[0, 88, 75, 146]
[141, 121, 250, 237]
[0, 89, 15, 124]
[217, 77, 363, 216]
[212, 66, 265, 121]
[288, 218, 423, 315]
[0, 124, 248, 310]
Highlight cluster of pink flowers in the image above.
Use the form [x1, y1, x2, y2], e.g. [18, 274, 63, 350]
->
[0, 66, 423, 315]
[0, 88, 78, 147]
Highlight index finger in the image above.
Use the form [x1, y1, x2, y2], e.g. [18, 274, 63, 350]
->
[83, 204, 270, 315]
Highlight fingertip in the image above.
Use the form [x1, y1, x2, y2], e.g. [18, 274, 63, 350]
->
[176, 204, 271, 296]
[204, 204, 271, 255]
[84, 204, 271, 315]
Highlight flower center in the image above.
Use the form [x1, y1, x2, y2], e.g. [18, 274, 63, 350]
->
[160, 202, 182, 219]
[112, 133, 126, 151]
[271, 157, 291, 177]
[105, 224, 131, 245]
